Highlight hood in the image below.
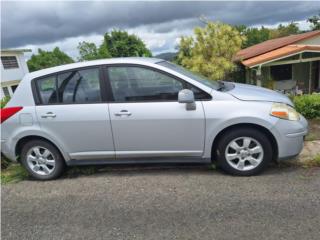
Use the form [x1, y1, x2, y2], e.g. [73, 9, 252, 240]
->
[227, 83, 293, 106]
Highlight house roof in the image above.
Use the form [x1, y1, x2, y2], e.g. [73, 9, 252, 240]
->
[235, 30, 320, 61]
[241, 44, 320, 67]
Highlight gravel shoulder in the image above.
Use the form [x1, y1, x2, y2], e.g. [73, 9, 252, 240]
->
[2, 164, 320, 240]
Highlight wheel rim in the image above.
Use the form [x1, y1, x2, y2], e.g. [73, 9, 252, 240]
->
[225, 137, 264, 171]
[26, 146, 56, 176]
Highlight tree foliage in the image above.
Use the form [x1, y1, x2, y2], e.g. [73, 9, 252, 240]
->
[177, 21, 245, 80]
[27, 47, 74, 72]
[236, 22, 300, 48]
[235, 25, 270, 48]
[308, 12, 320, 30]
[269, 22, 300, 39]
[77, 41, 105, 61]
[78, 30, 152, 61]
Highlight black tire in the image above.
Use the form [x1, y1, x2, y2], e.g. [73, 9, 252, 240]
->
[20, 140, 65, 180]
[214, 128, 272, 176]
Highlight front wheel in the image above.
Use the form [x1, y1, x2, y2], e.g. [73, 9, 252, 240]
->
[215, 128, 273, 176]
[20, 140, 65, 180]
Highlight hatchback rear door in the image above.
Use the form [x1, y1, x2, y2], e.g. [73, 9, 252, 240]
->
[34, 67, 115, 161]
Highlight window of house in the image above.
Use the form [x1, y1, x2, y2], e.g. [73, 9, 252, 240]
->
[11, 85, 18, 93]
[1, 56, 19, 69]
[2, 87, 10, 97]
[108, 66, 184, 102]
[270, 64, 292, 81]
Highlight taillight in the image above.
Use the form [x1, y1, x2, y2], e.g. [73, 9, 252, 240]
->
[0, 107, 23, 124]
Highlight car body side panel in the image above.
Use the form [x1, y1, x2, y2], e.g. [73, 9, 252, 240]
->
[109, 102, 206, 158]
[1, 106, 70, 161]
[202, 99, 278, 159]
[35, 104, 115, 161]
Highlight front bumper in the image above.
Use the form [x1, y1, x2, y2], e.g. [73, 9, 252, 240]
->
[271, 115, 308, 160]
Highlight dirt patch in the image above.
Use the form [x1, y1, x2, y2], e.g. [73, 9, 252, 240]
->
[306, 119, 320, 141]
[296, 140, 320, 166]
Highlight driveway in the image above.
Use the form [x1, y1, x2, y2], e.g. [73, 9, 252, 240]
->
[2, 164, 320, 240]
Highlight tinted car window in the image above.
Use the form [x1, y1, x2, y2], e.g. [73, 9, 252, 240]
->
[36, 68, 101, 104]
[108, 66, 183, 102]
[57, 68, 101, 103]
[36, 76, 57, 104]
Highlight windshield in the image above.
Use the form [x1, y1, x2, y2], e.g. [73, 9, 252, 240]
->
[157, 61, 219, 90]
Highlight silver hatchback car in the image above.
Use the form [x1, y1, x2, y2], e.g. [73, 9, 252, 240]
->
[1, 58, 308, 180]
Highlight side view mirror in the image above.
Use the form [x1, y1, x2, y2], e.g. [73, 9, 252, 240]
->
[178, 89, 196, 110]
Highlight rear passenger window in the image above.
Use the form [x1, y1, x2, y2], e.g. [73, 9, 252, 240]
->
[36, 68, 101, 104]
[57, 68, 101, 104]
[36, 76, 57, 104]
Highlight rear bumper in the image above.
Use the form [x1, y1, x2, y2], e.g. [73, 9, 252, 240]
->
[271, 115, 308, 161]
[1, 139, 17, 162]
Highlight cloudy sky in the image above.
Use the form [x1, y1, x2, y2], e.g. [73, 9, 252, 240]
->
[2, 1, 320, 59]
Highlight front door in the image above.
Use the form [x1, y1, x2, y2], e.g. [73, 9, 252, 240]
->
[107, 65, 206, 159]
[35, 67, 115, 160]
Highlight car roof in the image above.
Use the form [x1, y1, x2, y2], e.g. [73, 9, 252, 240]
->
[26, 57, 164, 79]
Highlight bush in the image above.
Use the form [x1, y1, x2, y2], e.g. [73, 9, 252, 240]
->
[1, 96, 10, 108]
[293, 94, 320, 119]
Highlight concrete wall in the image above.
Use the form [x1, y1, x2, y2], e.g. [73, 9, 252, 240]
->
[1, 52, 29, 83]
[1, 51, 29, 98]
[298, 35, 320, 45]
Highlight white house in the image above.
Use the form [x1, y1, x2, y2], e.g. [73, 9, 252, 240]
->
[1, 49, 31, 98]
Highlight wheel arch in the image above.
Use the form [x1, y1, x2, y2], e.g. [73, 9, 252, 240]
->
[211, 123, 278, 163]
[15, 135, 68, 162]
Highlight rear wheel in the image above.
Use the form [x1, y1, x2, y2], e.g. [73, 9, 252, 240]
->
[215, 128, 272, 176]
[20, 140, 65, 180]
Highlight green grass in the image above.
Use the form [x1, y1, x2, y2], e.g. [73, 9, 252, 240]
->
[1, 164, 29, 184]
[301, 154, 320, 168]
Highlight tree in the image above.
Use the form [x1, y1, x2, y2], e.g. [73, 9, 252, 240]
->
[78, 30, 152, 61]
[308, 12, 320, 30]
[27, 47, 74, 72]
[78, 41, 106, 61]
[269, 22, 300, 39]
[177, 21, 245, 80]
[235, 25, 270, 48]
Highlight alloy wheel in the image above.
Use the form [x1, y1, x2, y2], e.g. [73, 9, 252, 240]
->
[26, 146, 56, 176]
[225, 137, 264, 171]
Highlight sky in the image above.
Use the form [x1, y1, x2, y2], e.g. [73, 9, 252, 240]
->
[1, 1, 320, 60]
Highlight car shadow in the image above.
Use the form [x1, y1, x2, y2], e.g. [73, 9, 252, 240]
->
[60, 161, 301, 179]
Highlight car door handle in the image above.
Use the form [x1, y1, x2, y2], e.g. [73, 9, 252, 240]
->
[114, 110, 132, 117]
[41, 112, 56, 118]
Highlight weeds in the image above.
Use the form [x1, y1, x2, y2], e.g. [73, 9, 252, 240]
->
[1, 164, 29, 184]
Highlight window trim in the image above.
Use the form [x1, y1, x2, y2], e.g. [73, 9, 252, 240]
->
[32, 65, 107, 105]
[104, 63, 212, 103]
[31, 63, 212, 105]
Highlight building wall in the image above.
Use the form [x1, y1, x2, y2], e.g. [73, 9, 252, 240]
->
[298, 35, 320, 45]
[0, 51, 29, 98]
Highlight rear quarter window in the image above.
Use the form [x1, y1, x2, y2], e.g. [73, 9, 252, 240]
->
[36, 76, 57, 104]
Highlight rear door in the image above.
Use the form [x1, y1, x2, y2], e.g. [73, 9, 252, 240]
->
[34, 67, 115, 161]
[106, 65, 206, 160]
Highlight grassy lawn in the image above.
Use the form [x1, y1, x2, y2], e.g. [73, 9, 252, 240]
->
[306, 119, 320, 141]
[1, 164, 29, 184]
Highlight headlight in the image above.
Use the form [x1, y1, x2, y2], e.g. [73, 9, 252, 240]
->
[270, 103, 300, 121]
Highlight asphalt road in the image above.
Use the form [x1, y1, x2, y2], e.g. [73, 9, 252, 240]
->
[2, 164, 320, 240]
